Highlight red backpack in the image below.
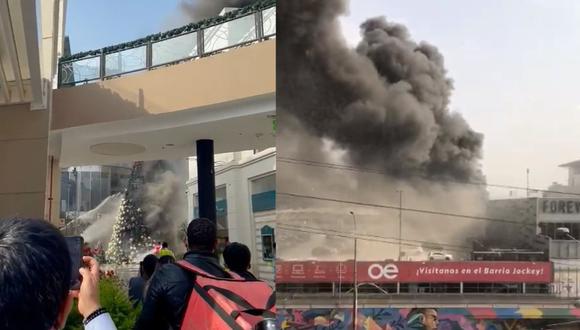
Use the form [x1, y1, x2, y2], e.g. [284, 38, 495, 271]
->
[177, 260, 276, 330]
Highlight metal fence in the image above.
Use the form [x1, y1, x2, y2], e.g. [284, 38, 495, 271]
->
[58, 5, 276, 87]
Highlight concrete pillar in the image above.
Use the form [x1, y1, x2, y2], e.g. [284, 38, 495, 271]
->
[196, 139, 216, 223]
[0, 104, 50, 219]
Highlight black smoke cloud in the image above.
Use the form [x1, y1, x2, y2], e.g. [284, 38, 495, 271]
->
[140, 160, 187, 251]
[274, 1, 540, 259]
[277, 0, 483, 181]
[179, 0, 255, 23]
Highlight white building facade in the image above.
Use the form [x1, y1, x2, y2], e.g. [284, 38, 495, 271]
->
[484, 159, 580, 299]
[187, 148, 276, 284]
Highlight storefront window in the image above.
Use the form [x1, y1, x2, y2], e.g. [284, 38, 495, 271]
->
[261, 225, 275, 261]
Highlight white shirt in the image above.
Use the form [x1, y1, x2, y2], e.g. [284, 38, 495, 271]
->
[84, 313, 117, 330]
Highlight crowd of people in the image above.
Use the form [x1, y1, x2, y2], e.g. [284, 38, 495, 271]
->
[0, 217, 273, 330]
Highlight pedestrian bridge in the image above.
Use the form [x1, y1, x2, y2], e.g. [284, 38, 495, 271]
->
[50, 2, 276, 167]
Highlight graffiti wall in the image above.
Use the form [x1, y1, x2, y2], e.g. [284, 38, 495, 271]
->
[276, 308, 580, 330]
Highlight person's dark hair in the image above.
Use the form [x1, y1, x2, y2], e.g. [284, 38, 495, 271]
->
[162, 242, 168, 248]
[223, 242, 251, 272]
[186, 218, 217, 251]
[142, 254, 158, 279]
[158, 255, 175, 265]
[0, 218, 71, 330]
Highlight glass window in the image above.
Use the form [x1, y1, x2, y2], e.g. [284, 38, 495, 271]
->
[193, 194, 199, 218]
[261, 225, 275, 261]
[216, 186, 228, 238]
[251, 174, 276, 212]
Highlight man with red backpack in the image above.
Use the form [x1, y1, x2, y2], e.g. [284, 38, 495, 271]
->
[133, 218, 275, 330]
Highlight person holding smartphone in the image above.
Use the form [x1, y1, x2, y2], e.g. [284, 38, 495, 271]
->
[0, 218, 117, 330]
[76, 256, 117, 330]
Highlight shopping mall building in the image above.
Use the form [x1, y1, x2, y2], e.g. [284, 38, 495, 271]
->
[276, 160, 580, 328]
[0, 0, 276, 276]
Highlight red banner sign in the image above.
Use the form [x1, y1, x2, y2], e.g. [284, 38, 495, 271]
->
[276, 261, 553, 284]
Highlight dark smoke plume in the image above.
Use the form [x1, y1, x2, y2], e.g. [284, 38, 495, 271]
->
[277, 0, 483, 181]
[141, 160, 187, 251]
[275, 1, 540, 259]
[179, 0, 255, 23]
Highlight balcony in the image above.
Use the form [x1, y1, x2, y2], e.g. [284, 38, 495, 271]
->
[58, 0, 275, 87]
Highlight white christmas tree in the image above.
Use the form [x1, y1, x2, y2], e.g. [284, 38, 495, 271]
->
[106, 162, 155, 264]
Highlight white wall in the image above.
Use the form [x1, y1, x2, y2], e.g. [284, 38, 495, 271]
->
[187, 148, 276, 281]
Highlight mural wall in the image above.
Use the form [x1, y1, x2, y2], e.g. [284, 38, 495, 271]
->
[276, 308, 580, 330]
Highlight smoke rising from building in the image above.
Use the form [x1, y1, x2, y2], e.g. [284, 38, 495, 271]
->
[141, 160, 187, 251]
[276, 147, 488, 261]
[278, 0, 483, 181]
[274, 0, 538, 260]
[178, 0, 255, 23]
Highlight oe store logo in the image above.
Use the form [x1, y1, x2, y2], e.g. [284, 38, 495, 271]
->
[367, 263, 399, 280]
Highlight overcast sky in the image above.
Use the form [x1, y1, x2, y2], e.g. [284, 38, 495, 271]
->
[339, 0, 580, 198]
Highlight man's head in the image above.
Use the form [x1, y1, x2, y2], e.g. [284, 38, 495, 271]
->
[162, 242, 168, 248]
[223, 242, 252, 272]
[186, 218, 217, 252]
[142, 254, 158, 280]
[0, 218, 73, 330]
[407, 308, 438, 330]
[158, 255, 175, 265]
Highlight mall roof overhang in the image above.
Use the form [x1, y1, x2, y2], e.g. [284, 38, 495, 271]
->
[0, 0, 43, 107]
[52, 94, 275, 167]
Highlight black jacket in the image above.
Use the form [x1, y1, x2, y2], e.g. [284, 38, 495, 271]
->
[133, 251, 231, 330]
[232, 269, 259, 281]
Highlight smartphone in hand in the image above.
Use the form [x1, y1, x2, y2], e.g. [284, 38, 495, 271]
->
[65, 236, 84, 290]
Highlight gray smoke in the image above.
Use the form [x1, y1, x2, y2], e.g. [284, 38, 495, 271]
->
[78, 194, 123, 245]
[141, 160, 188, 253]
[276, 149, 487, 262]
[278, 0, 483, 181]
[80, 160, 188, 255]
[275, 1, 540, 261]
[179, 0, 255, 23]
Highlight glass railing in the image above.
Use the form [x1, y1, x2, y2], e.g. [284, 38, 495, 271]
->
[58, 2, 276, 87]
[105, 46, 147, 77]
[152, 32, 199, 67]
